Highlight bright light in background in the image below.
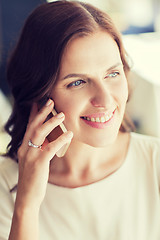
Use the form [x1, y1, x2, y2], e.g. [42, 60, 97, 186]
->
[45, 0, 160, 32]
[46, 0, 109, 10]
[123, 0, 153, 27]
[47, 0, 56, 2]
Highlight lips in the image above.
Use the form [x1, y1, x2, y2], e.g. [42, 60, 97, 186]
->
[80, 108, 116, 128]
[81, 113, 113, 123]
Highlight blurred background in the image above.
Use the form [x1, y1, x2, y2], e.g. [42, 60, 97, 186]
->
[0, 0, 160, 154]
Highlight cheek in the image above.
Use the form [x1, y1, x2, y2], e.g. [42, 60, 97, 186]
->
[118, 77, 128, 103]
[63, 102, 82, 132]
[53, 94, 81, 125]
[53, 88, 88, 114]
[124, 81, 129, 102]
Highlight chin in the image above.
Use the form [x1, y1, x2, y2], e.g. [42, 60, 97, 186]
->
[83, 132, 119, 148]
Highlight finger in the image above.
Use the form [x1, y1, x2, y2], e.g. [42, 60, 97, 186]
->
[17, 103, 38, 159]
[21, 99, 54, 152]
[29, 112, 65, 147]
[40, 131, 73, 161]
[29, 99, 54, 129]
[33, 99, 54, 126]
[41, 138, 49, 150]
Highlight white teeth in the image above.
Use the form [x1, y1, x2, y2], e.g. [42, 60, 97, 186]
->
[100, 117, 105, 123]
[105, 115, 110, 121]
[83, 113, 113, 123]
[91, 117, 95, 122]
[95, 117, 100, 122]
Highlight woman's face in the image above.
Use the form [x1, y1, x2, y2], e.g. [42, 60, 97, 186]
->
[51, 31, 128, 147]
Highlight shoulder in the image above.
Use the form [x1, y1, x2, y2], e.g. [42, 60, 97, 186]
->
[0, 156, 18, 193]
[130, 132, 160, 153]
[0, 157, 18, 239]
[129, 132, 160, 183]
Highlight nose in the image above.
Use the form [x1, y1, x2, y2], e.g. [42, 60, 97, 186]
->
[90, 83, 113, 108]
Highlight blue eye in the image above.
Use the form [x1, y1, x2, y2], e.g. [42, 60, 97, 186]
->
[67, 80, 85, 88]
[107, 72, 120, 78]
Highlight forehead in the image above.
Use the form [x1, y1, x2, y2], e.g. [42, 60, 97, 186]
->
[59, 31, 122, 76]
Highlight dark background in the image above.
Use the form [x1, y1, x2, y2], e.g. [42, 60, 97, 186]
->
[0, 0, 157, 97]
[0, 0, 45, 96]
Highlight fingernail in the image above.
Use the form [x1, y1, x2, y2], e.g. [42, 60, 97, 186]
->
[46, 99, 52, 106]
[56, 112, 65, 118]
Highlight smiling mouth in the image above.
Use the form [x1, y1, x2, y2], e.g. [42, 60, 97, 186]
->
[80, 110, 115, 123]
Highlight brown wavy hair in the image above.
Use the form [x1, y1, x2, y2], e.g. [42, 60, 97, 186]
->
[4, 1, 133, 161]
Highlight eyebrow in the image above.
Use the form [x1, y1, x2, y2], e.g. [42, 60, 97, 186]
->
[61, 62, 123, 81]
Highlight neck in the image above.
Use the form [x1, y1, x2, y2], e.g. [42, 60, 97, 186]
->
[49, 131, 130, 187]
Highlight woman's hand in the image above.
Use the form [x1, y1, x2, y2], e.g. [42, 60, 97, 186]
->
[9, 99, 73, 240]
[15, 99, 73, 211]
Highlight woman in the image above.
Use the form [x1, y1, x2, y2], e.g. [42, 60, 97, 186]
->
[0, 1, 160, 240]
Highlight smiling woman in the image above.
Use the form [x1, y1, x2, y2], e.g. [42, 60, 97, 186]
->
[0, 1, 160, 240]
[51, 31, 128, 147]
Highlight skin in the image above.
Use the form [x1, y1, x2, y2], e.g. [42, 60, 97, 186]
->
[9, 101, 73, 240]
[52, 31, 128, 145]
[48, 31, 129, 186]
[9, 30, 130, 239]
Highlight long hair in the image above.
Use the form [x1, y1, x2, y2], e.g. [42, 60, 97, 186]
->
[4, 1, 133, 161]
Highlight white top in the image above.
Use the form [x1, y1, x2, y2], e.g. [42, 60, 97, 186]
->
[0, 132, 160, 240]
